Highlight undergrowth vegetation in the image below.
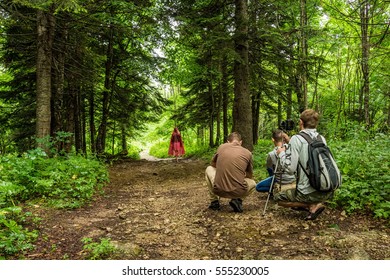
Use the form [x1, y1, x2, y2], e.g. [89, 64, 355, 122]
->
[81, 237, 118, 260]
[330, 134, 390, 218]
[0, 149, 108, 259]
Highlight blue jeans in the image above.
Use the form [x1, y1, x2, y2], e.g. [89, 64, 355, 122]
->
[256, 176, 273, 192]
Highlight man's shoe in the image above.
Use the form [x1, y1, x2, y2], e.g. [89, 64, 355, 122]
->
[229, 198, 243, 213]
[208, 200, 220, 210]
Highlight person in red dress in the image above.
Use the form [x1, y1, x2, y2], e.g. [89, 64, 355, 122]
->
[168, 127, 185, 161]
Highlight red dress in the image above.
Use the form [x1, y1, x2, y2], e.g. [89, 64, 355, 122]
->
[168, 128, 185, 157]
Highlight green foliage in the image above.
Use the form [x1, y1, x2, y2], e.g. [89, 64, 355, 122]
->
[13, 0, 86, 13]
[81, 237, 117, 260]
[0, 151, 109, 258]
[0, 207, 38, 259]
[126, 144, 142, 160]
[0, 150, 109, 208]
[252, 139, 274, 181]
[330, 134, 390, 218]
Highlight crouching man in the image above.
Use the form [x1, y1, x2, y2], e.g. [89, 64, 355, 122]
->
[205, 132, 256, 213]
[275, 109, 334, 220]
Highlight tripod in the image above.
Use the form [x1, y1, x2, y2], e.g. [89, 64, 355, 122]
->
[262, 148, 285, 216]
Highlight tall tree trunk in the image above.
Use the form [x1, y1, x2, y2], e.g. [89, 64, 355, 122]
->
[249, 0, 260, 145]
[81, 96, 87, 154]
[232, 0, 253, 151]
[111, 121, 116, 155]
[286, 86, 292, 120]
[74, 88, 82, 153]
[294, 72, 304, 113]
[208, 80, 215, 147]
[89, 89, 96, 154]
[64, 87, 75, 153]
[96, 24, 114, 154]
[52, 21, 67, 139]
[251, 91, 260, 145]
[360, 0, 371, 127]
[277, 67, 284, 126]
[36, 8, 55, 151]
[299, 0, 308, 111]
[311, 54, 325, 112]
[387, 90, 390, 130]
[208, 125, 214, 148]
[278, 92, 282, 127]
[216, 77, 222, 146]
[121, 122, 127, 152]
[221, 56, 229, 143]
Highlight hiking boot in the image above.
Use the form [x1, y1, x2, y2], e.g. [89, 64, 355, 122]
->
[208, 200, 220, 211]
[229, 198, 243, 213]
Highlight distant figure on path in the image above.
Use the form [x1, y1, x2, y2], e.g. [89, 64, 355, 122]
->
[168, 127, 185, 162]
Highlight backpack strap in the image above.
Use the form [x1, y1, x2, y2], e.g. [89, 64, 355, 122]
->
[299, 131, 313, 143]
[297, 132, 313, 178]
[299, 131, 323, 144]
[298, 159, 309, 178]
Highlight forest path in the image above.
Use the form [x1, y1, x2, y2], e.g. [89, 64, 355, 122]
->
[27, 158, 389, 260]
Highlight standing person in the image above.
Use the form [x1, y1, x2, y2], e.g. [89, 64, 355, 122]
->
[168, 127, 185, 162]
[205, 132, 256, 213]
[256, 129, 296, 193]
[275, 109, 334, 220]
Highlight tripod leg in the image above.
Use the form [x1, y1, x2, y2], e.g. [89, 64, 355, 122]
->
[262, 158, 280, 215]
[262, 190, 273, 216]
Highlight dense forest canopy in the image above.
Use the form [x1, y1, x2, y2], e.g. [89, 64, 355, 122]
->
[0, 0, 389, 154]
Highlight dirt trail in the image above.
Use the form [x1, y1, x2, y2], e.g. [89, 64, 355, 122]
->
[26, 158, 389, 260]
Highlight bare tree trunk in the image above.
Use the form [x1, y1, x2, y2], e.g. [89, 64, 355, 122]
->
[74, 88, 82, 153]
[216, 77, 222, 146]
[251, 91, 260, 145]
[208, 80, 215, 147]
[52, 21, 67, 139]
[96, 24, 114, 154]
[36, 8, 55, 152]
[232, 0, 253, 151]
[387, 91, 390, 130]
[299, 0, 308, 111]
[64, 87, 75, 153]
[360, 0, 371, 127]
[277, 67, 283, 125]
[121, 123, 127, 152]
[111, 121, 116, 155]
[335, 46, 352, 127]
[89, 89, 96, 154]
[286, 86, 292, 119]
[81, 96, 87, 154]
[278, 93, 282, 126]
[221, 57, 229, 143]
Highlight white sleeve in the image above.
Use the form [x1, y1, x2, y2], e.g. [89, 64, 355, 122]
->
[278, 135, 302, 175]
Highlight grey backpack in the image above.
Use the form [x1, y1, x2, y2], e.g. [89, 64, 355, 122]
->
[298, 132, 341, 192]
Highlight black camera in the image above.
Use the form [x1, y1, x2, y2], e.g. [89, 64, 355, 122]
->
[279, 119, 295, 132]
